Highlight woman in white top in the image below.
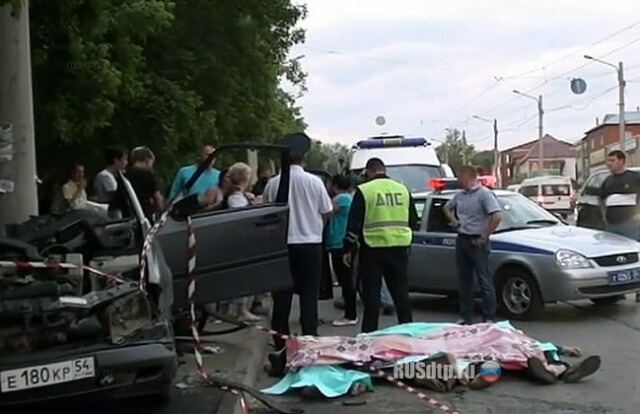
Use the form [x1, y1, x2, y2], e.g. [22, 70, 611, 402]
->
[224, 162, 262, 322]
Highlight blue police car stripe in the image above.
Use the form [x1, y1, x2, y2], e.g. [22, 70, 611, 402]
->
[412, 234, 553, 256]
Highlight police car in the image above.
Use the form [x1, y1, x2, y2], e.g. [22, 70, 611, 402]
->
[408, 177, 640, 320]
[345, 135, 448, 194]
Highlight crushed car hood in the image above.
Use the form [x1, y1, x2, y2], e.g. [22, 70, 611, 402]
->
[494, 225, 640, 258]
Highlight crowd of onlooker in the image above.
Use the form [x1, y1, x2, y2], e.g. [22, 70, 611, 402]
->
[46, 142, 396, 324]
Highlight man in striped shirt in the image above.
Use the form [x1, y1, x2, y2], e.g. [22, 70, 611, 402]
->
[600, 150, 640, 302]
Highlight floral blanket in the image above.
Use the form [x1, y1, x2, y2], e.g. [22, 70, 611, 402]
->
[263, 322, 559, 398]
[286, 322, 550, 370]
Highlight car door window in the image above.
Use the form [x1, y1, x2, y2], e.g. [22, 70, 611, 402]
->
[427, 198, 455, 233]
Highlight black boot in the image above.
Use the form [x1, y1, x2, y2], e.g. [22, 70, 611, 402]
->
[267, 349, 287, 378]
[561, 356, 601, 383]
[526, 357, 557, 385]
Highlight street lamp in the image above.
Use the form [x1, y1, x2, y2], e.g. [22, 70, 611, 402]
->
[513, 90, 544, 174]
[584, 55, 626, 151]
[473, 115, 500, 186]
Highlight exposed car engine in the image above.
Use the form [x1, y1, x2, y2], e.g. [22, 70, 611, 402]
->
[0, 264, 154, 357]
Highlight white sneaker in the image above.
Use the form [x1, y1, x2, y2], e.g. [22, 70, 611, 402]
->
[332, 318, 358, 327]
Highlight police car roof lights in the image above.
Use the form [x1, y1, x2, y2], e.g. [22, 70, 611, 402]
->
[354, 137, 429, 149]
[428, 176, 496, 191]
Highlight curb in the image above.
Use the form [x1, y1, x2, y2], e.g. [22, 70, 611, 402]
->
[216, 327, 270, 414]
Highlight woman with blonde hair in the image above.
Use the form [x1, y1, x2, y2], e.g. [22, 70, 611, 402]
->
[224, 162, 262, 321]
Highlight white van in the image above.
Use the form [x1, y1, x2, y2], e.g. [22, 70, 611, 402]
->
[518, 175, 575, 217]
[346, 135, 446, 194]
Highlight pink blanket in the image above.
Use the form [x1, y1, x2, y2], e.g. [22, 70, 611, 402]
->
[286, 323, 547, 370]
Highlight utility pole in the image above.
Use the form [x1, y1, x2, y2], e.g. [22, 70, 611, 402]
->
[513, 90, 544, 175]
[461, 130, 467, 164]
[537, 95, 544, 174]
[618, 61, 626, 150]
[0, 2, 39, 232]
[473, 115, 500, 185]
[584, 56, 626, 150]
[493, 118, 499, 186]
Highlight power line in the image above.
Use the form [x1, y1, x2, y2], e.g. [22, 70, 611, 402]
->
[500, 19, 640, 80]
[474, 36, 640, 118]
[299, 46, 465, 73]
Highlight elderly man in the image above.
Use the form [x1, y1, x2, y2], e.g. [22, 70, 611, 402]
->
[443, 165, 502, 325]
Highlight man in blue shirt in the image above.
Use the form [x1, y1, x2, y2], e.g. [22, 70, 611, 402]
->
[168, 145, 220, 200]
[326, 174, 357, 326]
[443, 165, 502, 325]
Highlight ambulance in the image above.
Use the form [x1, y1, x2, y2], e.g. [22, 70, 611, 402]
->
[345, 135, 448, 194]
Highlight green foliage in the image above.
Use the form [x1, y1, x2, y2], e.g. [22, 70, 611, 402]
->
[305, 140, 350, 174]
[16, 0, 307, 189]
[436, 129, 495, 175]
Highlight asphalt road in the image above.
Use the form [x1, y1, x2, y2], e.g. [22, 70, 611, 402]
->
[255, 293, 640, 414]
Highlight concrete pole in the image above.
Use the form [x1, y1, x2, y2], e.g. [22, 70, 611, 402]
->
[0, 1, 39, 231]
[618, 61, 626, 151]
[537, 95, 544, 174]
[493, 119, 499, 186]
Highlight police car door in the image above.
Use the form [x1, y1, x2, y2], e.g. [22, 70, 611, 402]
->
[576, 171, 609, 230]
[409, 196, 458, 292]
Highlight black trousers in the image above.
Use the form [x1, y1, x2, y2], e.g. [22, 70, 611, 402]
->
[359, 245, 413, 333]
[271, 243, 322, 350]
[329, 248, 357, 320]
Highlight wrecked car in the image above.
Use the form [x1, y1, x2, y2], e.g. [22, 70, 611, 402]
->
[0, 176, 176, 406]
[0, 143, 295, 405]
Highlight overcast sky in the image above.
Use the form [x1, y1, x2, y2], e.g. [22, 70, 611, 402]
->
[287, 0, 640, 151]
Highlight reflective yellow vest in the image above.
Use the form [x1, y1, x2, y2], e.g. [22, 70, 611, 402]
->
[358, 178, 412, 247]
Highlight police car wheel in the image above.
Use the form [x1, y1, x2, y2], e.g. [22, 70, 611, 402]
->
[590, 296, 625, 306]
[497, 268, 544, 321]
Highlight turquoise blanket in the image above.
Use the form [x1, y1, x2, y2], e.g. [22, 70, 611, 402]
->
[261, 321, 558, 398]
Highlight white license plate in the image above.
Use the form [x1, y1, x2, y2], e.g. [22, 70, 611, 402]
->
[1, 357, 95, 393]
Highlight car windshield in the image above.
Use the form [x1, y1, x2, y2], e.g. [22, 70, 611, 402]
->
[350, 165, 444, 193]
[496, 193, 563, 232]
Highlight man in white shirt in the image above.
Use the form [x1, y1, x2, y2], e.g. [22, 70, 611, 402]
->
[263, 132, 333, 376]
[92, 145, 128, 218]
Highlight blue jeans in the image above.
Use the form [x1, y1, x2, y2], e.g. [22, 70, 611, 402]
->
[455, 235, 496, 321]
[606, 221, 640, 241]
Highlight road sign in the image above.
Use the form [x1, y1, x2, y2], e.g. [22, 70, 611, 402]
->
[570, 78, 587, 94]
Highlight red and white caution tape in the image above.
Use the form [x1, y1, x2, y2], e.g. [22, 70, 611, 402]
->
[136, 199, 459, 413]
[186, 216, 249, 414]
[0, 260, 126, 284]
[139, 206, 173, 294]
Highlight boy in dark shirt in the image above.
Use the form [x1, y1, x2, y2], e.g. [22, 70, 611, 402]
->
[599, 150, 640, 302]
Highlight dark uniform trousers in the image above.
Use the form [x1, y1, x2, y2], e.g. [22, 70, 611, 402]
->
[359, 245, 413, 333]
[271, 243, 322, 350]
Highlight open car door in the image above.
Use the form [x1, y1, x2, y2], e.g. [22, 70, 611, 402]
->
[155, 143, 293, 310]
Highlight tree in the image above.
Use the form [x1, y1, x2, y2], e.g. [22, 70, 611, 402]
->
[436, 129, 476, 173]
[305, 140, 350, 174]
[3, 0, 308, 190]
[471, 150, 495, 175]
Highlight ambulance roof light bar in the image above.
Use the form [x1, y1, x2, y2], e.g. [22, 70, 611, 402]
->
[428, 176, 496, 192]
[354, 137, 430, 149]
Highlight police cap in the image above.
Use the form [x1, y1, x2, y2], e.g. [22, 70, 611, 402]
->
[278, 132, 311, 158]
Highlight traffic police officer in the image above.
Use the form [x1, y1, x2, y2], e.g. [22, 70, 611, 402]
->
[343, 157, 418, 333]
